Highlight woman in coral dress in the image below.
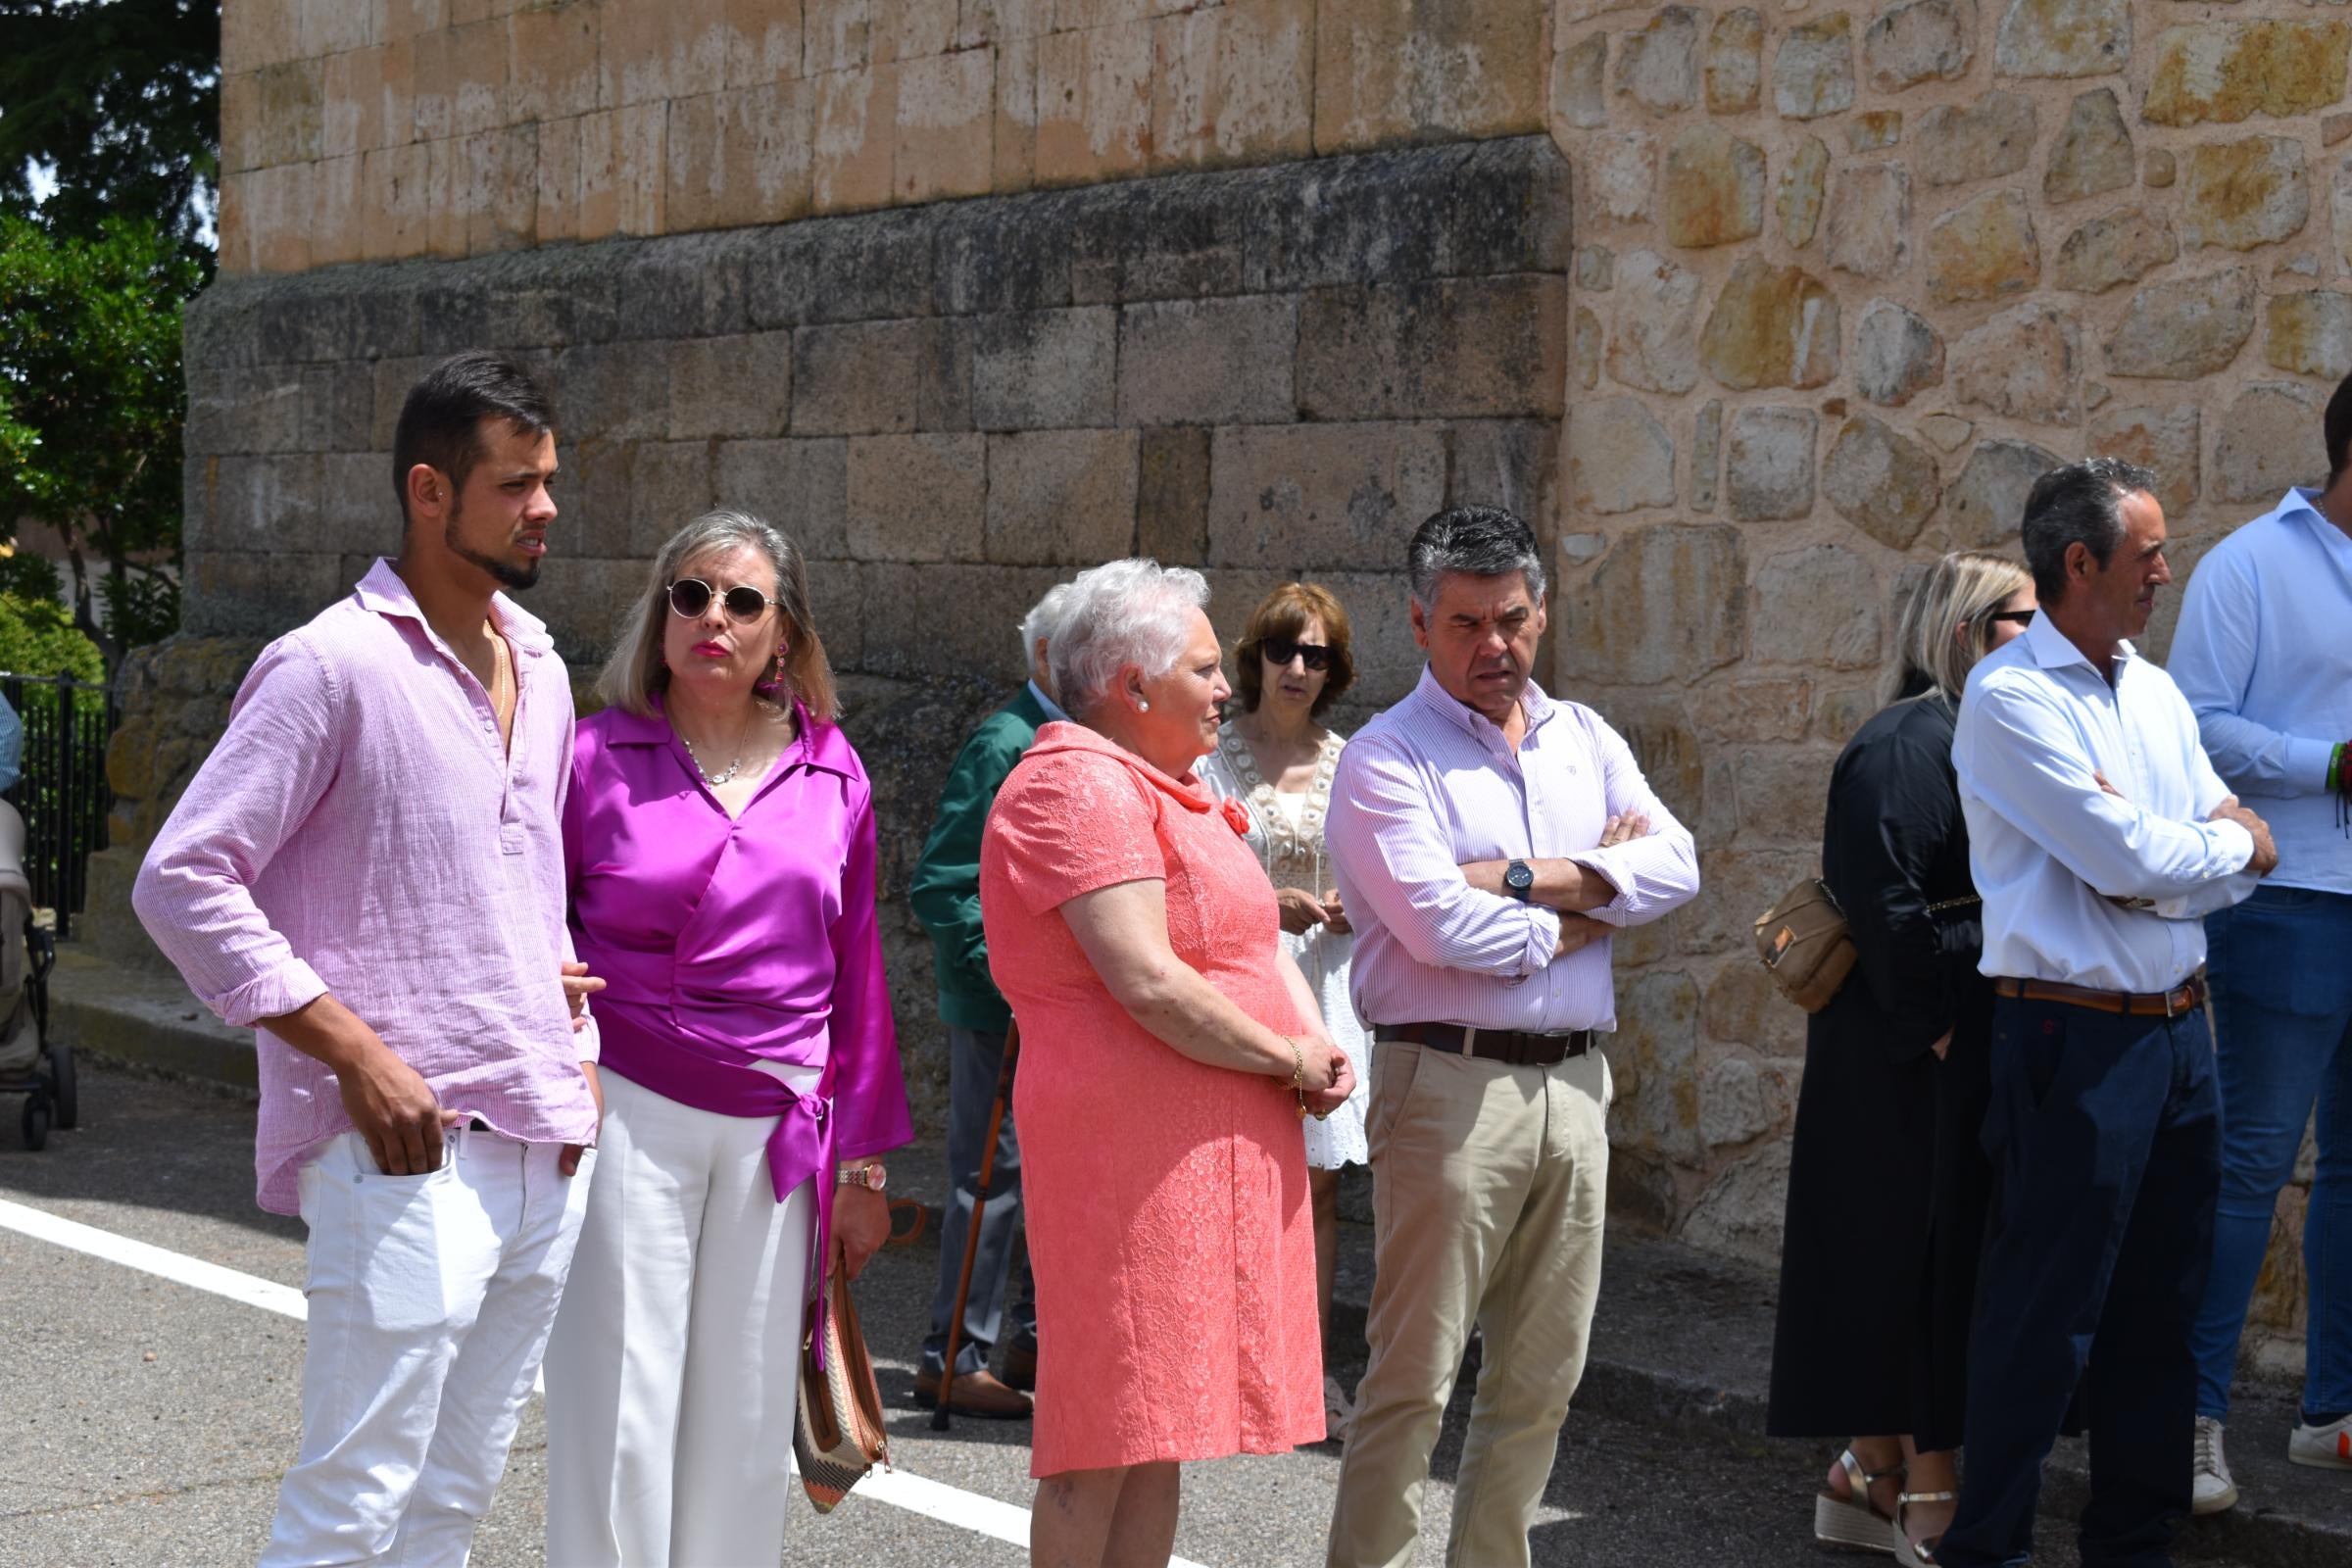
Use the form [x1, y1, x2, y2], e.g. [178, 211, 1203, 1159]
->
[980, 560, 1355, 1568]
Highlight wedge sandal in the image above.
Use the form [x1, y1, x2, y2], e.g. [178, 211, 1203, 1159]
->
[1813, 1447, 1904, 1554]
[1891, 1488, 1956, 1566]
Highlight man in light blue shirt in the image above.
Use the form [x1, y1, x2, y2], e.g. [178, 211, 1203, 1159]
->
[1942, 459, 2274, 1568]
[2169, 372, 2352, 1510]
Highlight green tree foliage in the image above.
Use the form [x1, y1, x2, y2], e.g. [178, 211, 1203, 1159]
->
[0, 587, 101, 682]
[0, 216, 200, 662]
[0, 0, 220, 262]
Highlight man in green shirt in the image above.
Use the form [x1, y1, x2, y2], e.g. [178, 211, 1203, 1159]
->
[909, 584, 1072, 1418]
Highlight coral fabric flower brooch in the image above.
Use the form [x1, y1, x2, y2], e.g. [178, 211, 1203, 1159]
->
[1218, 798, 1253, 836]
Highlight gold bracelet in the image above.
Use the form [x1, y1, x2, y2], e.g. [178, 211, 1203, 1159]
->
[1290, 1038, 1309, 1120]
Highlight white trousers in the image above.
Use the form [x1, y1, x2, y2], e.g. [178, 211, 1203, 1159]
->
[265, 1127, 594, 1568]
[543, 1067, 816, 1568]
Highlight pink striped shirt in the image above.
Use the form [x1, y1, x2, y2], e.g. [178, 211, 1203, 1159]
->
[133, 560, 600, 1214]
[1323, 665, 1700, 1033]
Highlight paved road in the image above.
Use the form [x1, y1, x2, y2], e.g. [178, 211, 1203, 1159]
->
[0, 1064, 2268, 1567]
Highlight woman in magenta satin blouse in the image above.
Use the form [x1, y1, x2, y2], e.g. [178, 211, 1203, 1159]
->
[544, 509, 911, 1568]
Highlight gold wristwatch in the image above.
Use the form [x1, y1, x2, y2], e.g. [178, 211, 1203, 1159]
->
[836, 1161, 888, 1191]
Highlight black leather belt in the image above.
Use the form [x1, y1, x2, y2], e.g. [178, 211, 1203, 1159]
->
[1383, 1021, 1596, 1067]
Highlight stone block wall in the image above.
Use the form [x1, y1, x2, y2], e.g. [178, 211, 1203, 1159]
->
[1547, 0, 2345, 1362]
[215, 0, 1552, 273]
[174, 0, 2344, 1365]
[152, 134, 1568, 1134]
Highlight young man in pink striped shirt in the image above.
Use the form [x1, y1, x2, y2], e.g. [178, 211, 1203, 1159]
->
[1322, 507, 1700, 1568]
[134, 353, 603, 1567]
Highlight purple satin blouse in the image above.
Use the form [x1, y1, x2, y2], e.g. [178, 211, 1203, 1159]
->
[563, 699, 912, 1169]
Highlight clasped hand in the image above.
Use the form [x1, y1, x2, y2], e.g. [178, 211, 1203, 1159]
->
[1276, 886, 1349, 935]
[1290, 1032, 1356, 1116]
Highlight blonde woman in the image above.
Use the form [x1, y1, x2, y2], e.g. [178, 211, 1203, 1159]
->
[1765, 551, 2036, 1566]
[1195, 581, 1372, 1443]
[545, 510, 911, 1567]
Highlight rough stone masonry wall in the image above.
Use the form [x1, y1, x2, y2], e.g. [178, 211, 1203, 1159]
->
[1549, 0, 2346, 1366]
[104, 136, 1567, 1137]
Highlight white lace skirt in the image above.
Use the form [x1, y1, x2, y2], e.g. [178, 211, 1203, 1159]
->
[1286, 921, 1371, 1170]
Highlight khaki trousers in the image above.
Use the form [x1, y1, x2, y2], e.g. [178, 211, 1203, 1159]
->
[1325, 1041, 1611, 1568]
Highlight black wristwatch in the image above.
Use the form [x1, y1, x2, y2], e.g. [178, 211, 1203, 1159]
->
[1503, 859, 1535, 902]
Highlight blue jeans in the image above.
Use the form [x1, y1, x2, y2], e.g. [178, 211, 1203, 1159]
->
[2189, 884, 2352, 1426]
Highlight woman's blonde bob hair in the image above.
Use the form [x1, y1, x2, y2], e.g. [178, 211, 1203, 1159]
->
[596, 509, 837, 723]
[1888, 549, 2033, 705]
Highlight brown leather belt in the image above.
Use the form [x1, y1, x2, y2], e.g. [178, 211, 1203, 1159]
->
[1992, 974, 2207, 1018]
[1383, 1021, 1596, 1067]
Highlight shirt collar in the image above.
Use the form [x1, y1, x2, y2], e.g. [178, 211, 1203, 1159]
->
[605, 692, 858, 779]
[1027, 678, 1068, 723]
[2278, 485, 2351, 543]
[1406, 662, 1556, 741]
[352, 557, 554, 656]
[2018, 604, 2136, 679]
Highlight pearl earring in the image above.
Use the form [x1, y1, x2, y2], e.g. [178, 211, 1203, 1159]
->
[1137, 699, 1151, 712]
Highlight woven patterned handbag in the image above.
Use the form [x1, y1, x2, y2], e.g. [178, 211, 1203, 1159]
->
[794, 1268, 890, 1513]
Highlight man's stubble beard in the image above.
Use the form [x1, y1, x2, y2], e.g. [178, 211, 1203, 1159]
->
[444, 496, 540, 591]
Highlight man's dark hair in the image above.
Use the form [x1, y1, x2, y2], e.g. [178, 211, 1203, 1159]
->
[2020, 456, 2159, 605]
[1406, 506, 1546, 611]
[390, 352, 555, 527]
[2327, 370, 2352, 484]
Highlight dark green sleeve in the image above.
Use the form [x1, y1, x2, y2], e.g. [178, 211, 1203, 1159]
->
[907, 719, 1027, 976]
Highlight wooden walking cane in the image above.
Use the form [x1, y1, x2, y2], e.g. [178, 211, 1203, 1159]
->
[933, 1018, 1021, 1433]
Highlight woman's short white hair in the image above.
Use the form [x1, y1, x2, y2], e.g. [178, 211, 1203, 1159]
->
[1050, 559, 1211, 719]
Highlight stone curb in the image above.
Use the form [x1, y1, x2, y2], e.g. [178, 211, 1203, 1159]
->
[49, 945, 257, 1091]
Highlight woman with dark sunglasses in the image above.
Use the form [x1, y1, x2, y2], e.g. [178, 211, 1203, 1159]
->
[1197, 581, 1371, 1445]
[544, 510, 911, 1567]
[1767, 550, 2035, 1565]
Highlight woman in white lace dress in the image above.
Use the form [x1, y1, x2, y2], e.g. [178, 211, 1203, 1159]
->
[1197, 582, 1373, 1443]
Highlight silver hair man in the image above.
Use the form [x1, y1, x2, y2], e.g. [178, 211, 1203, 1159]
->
[1019, 582, 1078, 701]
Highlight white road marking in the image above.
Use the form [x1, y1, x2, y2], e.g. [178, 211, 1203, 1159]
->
[0, 1196, 308, 1318]
[0, 1194, 1213, 1568]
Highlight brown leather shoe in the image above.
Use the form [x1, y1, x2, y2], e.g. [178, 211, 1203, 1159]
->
[1003, 1341, 1037, 1394]
[913, 1366, 1033, 1420]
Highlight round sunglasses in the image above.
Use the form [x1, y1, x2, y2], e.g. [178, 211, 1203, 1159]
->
[1260, 635, 1334, 672]
[667, 577, 777, 622]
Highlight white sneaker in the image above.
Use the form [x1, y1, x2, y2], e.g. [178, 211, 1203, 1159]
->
[2193, 1416, 2239, 1514]
[2289, 1411, 2352, 1469]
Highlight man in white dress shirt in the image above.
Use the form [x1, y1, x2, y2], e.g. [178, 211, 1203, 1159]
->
[1322, 506, 1700, 1568]
[1941, 458, 2276, 1568]
[2170, 372, 2352, 1509]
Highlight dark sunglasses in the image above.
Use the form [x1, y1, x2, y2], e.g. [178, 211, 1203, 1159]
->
[1984, 608, 2035, 627]
[1260, 635, 1333, 672]
[667, 577, 776, 623]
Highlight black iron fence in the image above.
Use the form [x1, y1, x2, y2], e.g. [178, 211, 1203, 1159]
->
[0, 673, 115, 940]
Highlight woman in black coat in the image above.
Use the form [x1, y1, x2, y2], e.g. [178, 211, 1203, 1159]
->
[1767, 550, 2036, 1565]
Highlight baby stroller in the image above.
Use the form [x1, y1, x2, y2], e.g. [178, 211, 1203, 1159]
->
[0, 799, 65, 1149]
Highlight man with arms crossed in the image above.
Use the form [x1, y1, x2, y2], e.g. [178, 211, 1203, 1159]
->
[134, 352, 603, 1567]
[906, 582, 1075, 1419]
[1939, 459, 2273, 1568]
[2171, 372, 2352, 1510]
[1323, 506, 1699, 1568]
